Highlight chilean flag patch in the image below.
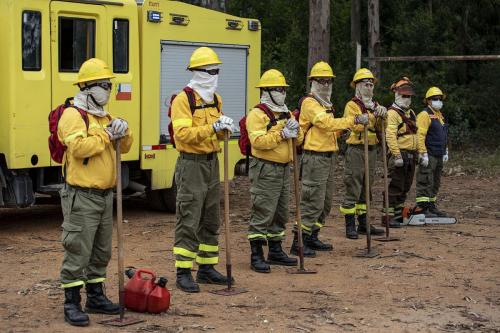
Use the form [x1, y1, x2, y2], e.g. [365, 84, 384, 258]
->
[116, 83, 132, 100]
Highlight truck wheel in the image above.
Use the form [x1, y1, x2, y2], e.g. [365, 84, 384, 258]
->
[146, 182, 177, 213]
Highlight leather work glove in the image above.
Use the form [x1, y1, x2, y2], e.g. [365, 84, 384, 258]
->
[354, 113, 369, 125]
[281, 127, 298, 139]
[285, 118, 299, 131]
[105, 128, 124, 141]
[443, 149, 449, 163]
[394, 155, 404, 167]
[109, 118, 128, 136]
[374, 105, 388, 118]
[419, 153, 429, 167]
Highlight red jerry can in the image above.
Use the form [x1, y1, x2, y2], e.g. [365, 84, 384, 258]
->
[147, 277, 171, 314]
[124, 269, 156, 312]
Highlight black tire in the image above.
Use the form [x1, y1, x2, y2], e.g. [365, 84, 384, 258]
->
[146, 181, 177, 213]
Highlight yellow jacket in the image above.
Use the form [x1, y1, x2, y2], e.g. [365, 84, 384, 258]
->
[300, 97, 355, 152]
[58, 108, 133, 190]
[385, 106, 418, 156]
[171, 91, 224, 154]
[343, 100, 380, 145]
[246, 106, 304, 164]
[416, 107, 445, 154]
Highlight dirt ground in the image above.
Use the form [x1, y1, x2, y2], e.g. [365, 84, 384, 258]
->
[1, 159, 499, 333]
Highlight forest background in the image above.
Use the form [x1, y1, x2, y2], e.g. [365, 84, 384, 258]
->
[183, 0, 500, 151]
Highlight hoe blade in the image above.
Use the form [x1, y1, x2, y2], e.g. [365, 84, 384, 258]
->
[210, 287, 248, 296]
[354, 247, 379, 258]
[286, 268, 317, 274]
[98, 316, 144, 327]
[374, 236, 400, 242]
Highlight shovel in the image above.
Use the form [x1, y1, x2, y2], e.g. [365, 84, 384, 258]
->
[375, 118, 400, 242]
[287, 138, 317, 274]
[210, 130, 248, 295]
[99, 138, 143, 327]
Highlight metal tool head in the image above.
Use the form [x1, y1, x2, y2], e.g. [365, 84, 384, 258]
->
[209, 287, 248, 296]
[354, 247, 379, 258]
[286, 268, 317, 274]
[374, 236, 400, 242]
[98, 316, 144, 327]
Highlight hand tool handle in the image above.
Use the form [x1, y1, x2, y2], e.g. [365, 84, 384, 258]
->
[380, 119, 390, 238]
[223, 130, 232, 289]
[363, 125, 372, 252]
[115, 138, 125, 320]
[292, 138, 305, 270]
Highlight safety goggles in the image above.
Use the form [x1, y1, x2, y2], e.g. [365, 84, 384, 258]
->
[430, 96, 443, 101]
[401, 95, 412, 99]
[85, 82, 113, 91]
[268, 87, 286, 93]
[313, 78, 333, 85]
[193, 68, 220, 75]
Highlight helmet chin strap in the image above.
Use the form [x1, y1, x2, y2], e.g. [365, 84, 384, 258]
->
[265, 89, 281, 106]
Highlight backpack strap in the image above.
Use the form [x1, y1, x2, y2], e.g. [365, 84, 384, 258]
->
[183, 87, 220, 114]
[389, 106, 417, 137]
[255, 104, 291, 131]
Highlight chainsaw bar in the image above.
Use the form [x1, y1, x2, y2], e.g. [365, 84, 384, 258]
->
[403, 214, 457, 226]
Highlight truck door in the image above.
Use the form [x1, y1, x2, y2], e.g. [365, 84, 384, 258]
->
[49, 1, 107, 165]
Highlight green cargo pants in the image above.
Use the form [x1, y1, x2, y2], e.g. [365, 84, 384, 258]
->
[173, 153, 221, 269]
[298, 151, 336, 235]
[340, 144, 377, 216]
[59, 185, 113, 288]
[248, 158, 290, 241]
[386, 150, 417, 218]
[416, 154, 443, 204]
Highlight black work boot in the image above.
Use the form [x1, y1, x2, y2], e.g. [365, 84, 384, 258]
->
[85, 282, 120, 314]
[196, 265, 234, 285]
[345, 215, 358, 239]
[290, 231, 316, 258]
[176, 268, 200, 293]
[414, 203, 438, 218]
[429, 203, 448, 217]
[268, 240, 298, 266]
[64, 286, 89, 327]
[307, 229, 333, 251]
[250, 240, 271, 273]
[381, 209, 402, 228]
[357, 214, 385, 235]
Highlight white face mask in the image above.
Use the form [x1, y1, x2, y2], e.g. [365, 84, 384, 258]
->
[395, 92, 411, 109]
[355, 81, 374, 108]
[311, 80, 332, 107]
[89, 85, 111, 106]
[431, 100, 443, 110]
[260, 90, 289, 113]
[187, 65, 219, 103]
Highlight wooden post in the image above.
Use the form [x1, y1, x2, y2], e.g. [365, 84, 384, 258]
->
[367, 0, 380, 77]
[307, 0, 331, 75]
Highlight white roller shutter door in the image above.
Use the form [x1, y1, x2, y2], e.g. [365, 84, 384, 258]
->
[159, 41, 248, 139]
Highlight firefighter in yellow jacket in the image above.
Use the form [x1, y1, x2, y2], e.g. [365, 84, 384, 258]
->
[246, 69, 304, 273]
[415, 87, 449, 217]
[58, 58, 133, 326]
[340, 68, 386, 239]
[171, 47, 234, 292]
[383, 77, 418, 228]
[290, 61, 369, 257]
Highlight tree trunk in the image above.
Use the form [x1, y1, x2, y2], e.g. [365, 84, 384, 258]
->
[367, 0, 380, 77]
[307, 0, 331, 74]
[180, 0, 226, 12]
[351, 0, 361, 45]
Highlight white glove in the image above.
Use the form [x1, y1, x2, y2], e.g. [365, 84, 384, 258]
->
[219, 115, 234, 126]
[443, 149, 449, 163]
[281, 127, 298, 139]
[109, 118, 128, 136]
[354, 114, 369, 125]
[394, 155, 404, 167]
[105, 128, 124, 141]
[212, 117, 233, 133]
[419, 153, 429, 167]
[285, 118, 299, 130]
[374, 105, 388, 118]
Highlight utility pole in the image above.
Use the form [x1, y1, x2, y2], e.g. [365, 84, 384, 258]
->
[367, 0, 380, 77]
[307, 0, 331, 74]
[351, 0, 361, 46]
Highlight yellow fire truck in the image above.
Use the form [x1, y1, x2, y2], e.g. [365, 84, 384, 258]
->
[0, 0, 260, 211]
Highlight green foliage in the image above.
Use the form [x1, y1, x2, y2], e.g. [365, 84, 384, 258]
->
[226, 0, 500, 147]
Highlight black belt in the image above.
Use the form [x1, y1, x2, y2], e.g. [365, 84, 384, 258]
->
[399, 150, 417, 159]
[349, 144, 377, 151]
[304, 150, 334, 158]
[180, 152, 216, 161]
[256, 158, 289, 167]
[69, 185, 113, 197]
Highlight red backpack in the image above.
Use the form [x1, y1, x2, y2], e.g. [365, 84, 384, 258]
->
[238, 104, 291, 156]
[167, 87, 220, 148]
[48, 98, 89, 164]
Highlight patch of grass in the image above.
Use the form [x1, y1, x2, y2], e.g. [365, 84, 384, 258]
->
[446, 148, 500, 176]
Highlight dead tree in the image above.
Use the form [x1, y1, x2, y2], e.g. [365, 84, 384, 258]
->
[367, 0, 380, 77]
[351, 0, 361, 45]
[307, 0, 331, 74]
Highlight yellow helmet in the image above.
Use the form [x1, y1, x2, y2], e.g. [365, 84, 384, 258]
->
[308, 61, 335, 78]
[188, 47, 222, 69]
[256, 69, 289, 88]
[350, 68, 376, 88]
[424, 86, 446, 102]
[74, 58, 115, 85]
